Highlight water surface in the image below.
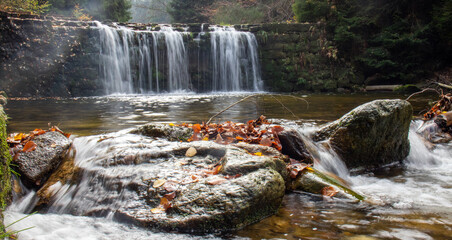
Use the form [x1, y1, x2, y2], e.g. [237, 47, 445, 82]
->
[5, 92, 451, 240]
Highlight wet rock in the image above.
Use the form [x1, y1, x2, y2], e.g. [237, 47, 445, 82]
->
[14, 131, 71, 187]
[130, 124, 193, 142]
[289, 168, 364, 201]
[38, 133, 287, 233]
[314, 100, 413, 169]
[277, 128, 313, 164]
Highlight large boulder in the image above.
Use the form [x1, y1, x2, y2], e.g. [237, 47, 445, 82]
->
[37, 129, 287, 233]
[14, 131, 71, 187]
[313, 99, 413, 169]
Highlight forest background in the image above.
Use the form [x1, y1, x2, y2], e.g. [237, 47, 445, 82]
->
[0, 0, 451, 86]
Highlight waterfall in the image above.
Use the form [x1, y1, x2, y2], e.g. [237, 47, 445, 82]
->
[160, 26, 190, 92]
[210, 26, 262, 92]
[95, 22, 262, 94]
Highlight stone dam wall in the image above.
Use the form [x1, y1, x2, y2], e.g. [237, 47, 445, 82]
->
[0, 12, 360, 97]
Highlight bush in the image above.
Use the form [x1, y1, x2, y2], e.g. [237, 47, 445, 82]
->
[292, 0, 330, 22]
[0, 0, 50, 14]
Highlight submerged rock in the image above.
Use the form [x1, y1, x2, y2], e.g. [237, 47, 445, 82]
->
[38, 131, 287, 233]
[314, 99, 413, 170]
[130, 123, 193, 141]
[14, 131, 71, 187]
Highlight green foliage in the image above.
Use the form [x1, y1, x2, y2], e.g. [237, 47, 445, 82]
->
[46, 0, 131, 22]
[292, 0, 330, 22]
[213, 3, 265, 25]
[102, 0, 132, 22]
[293, 0, 452, 85]
[168, 0, 211, 23]
[0, 0, 50, 14]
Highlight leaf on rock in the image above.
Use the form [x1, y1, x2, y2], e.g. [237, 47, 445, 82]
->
[164, 192, 176, 201]
[321, 186, 339, 197]
[207, 176, 227, 185]
[151, 207, 165, 214]
[163, 181, 178, 192]
[160, 197, 172, 210]
[153, 179, 166, 188]
[32, 129, 46, 136]
[22, 141, 37, 153]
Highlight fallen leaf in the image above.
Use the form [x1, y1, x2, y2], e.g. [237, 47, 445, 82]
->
[32, 129, 46, 136]
[160, 197, 172, 210]
[14, 133, 25, 142]
[207, 177, 227, 185]
[164, 192, 176, 201]
[225, 174, 242, 179]
[321, 186, 339, 197]
[185, 147, 197, 157]
[163, 181, 178, 192]
[22, 141, 37, 153]
[153, 179, 166, 188]
[151, 207, 165, 214]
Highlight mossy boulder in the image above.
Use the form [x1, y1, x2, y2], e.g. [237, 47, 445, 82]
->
[0, 105, 12, 234]
[14, 132, 71, 188]
[314, 99, 413, 170]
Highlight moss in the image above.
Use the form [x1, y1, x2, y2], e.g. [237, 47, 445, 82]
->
[0, 105, 12, 234]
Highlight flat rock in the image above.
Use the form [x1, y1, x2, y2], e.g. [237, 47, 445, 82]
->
[14, 131, 71, 187]
[37, 131, 287, 233]
[314, 99, 413, 170]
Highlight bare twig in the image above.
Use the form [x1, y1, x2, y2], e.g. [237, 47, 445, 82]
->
[405, 88, 441, 101]
[437, 82, 452, 90]
[269, 95, 298, 119]
[206, 94, 310, 125]
[206, 94, 261, 125]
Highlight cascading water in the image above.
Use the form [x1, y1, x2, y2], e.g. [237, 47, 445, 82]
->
[95, 22, 263, 94]
[210, 26, 262, 92]
[160, 26, 190, 92]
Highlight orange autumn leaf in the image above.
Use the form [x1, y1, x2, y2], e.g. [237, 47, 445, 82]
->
[160, 197, 173, 211]
[321, 186, 339, 197]
[164, 192, 176, 201]
[151, 207, 165, 214]
[14, 133, 25, 142]
[22, 141, 37, 153]
[32, 129, 46, 136]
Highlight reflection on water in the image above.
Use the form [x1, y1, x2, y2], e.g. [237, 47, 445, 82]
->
[5, 92, 452, 240]
[5, 92, 434, 135]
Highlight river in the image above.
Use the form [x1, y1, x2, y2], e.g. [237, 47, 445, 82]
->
[4, 93, 452, 239]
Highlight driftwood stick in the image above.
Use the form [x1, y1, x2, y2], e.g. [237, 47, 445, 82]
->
[206, 94, 261, 125]
[206, 94, 310, 125]
[405, 88, 440, 101]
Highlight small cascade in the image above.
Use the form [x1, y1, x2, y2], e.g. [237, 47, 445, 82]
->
[210, 26, 262, 92]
